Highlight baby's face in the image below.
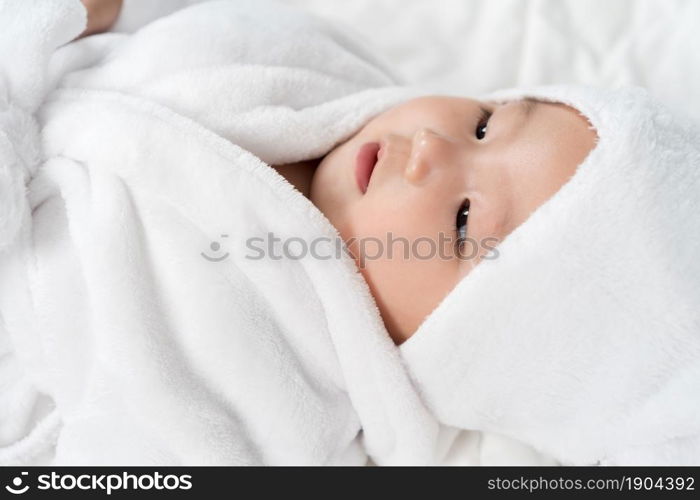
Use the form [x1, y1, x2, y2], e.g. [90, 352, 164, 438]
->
[310, 96, 596, 344]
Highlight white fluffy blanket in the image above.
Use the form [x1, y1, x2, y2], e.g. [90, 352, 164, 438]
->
[0, 0, 445, 465]
[400, 85, 700, 465]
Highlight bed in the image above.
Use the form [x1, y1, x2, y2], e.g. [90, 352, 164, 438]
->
[3, 0, 696, 466]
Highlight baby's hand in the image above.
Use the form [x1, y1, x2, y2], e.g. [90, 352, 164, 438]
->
[79, 0, 123, 37]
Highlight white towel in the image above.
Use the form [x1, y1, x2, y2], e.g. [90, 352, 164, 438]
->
[400, 84, 700, 465]
[0, 0, 446, 465]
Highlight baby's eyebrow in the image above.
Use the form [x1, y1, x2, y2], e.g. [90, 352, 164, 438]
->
[509, 98, 538, 135]
[521, 98, 538, 119]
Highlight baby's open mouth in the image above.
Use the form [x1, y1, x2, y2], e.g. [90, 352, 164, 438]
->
[355, 142, 381, 194]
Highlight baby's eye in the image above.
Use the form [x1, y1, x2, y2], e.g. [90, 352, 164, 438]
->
[475, 108, 492, 140]
[456, 199, 470, 242]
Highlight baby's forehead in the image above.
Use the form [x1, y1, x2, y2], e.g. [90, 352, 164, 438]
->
[403, 94, 543, 111]
[386, 95, 480, 117]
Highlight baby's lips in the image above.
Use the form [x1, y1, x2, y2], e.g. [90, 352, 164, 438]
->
[355, 142, 380, 194]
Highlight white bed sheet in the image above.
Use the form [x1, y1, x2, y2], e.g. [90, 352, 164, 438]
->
[114, 0, 700, 123]
[280, 0, 700, 123]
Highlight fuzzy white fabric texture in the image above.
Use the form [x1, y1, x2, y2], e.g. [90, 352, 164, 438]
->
[400, 84, 700, 465]
[0, 0, 448, 465]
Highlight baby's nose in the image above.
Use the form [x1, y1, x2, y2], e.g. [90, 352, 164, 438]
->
[404, 128, 459, 185]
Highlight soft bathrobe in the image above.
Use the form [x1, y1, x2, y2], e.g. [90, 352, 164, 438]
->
[400, 85, 700, 465]
[0, 0, 443, 464]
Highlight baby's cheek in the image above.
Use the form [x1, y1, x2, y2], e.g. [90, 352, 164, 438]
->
[361, 251, 461, 343]
[358, 249, 426, 340]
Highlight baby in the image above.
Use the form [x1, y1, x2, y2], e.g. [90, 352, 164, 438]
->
[272, 96, 597, 344]
[79, 0, 597, 345]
